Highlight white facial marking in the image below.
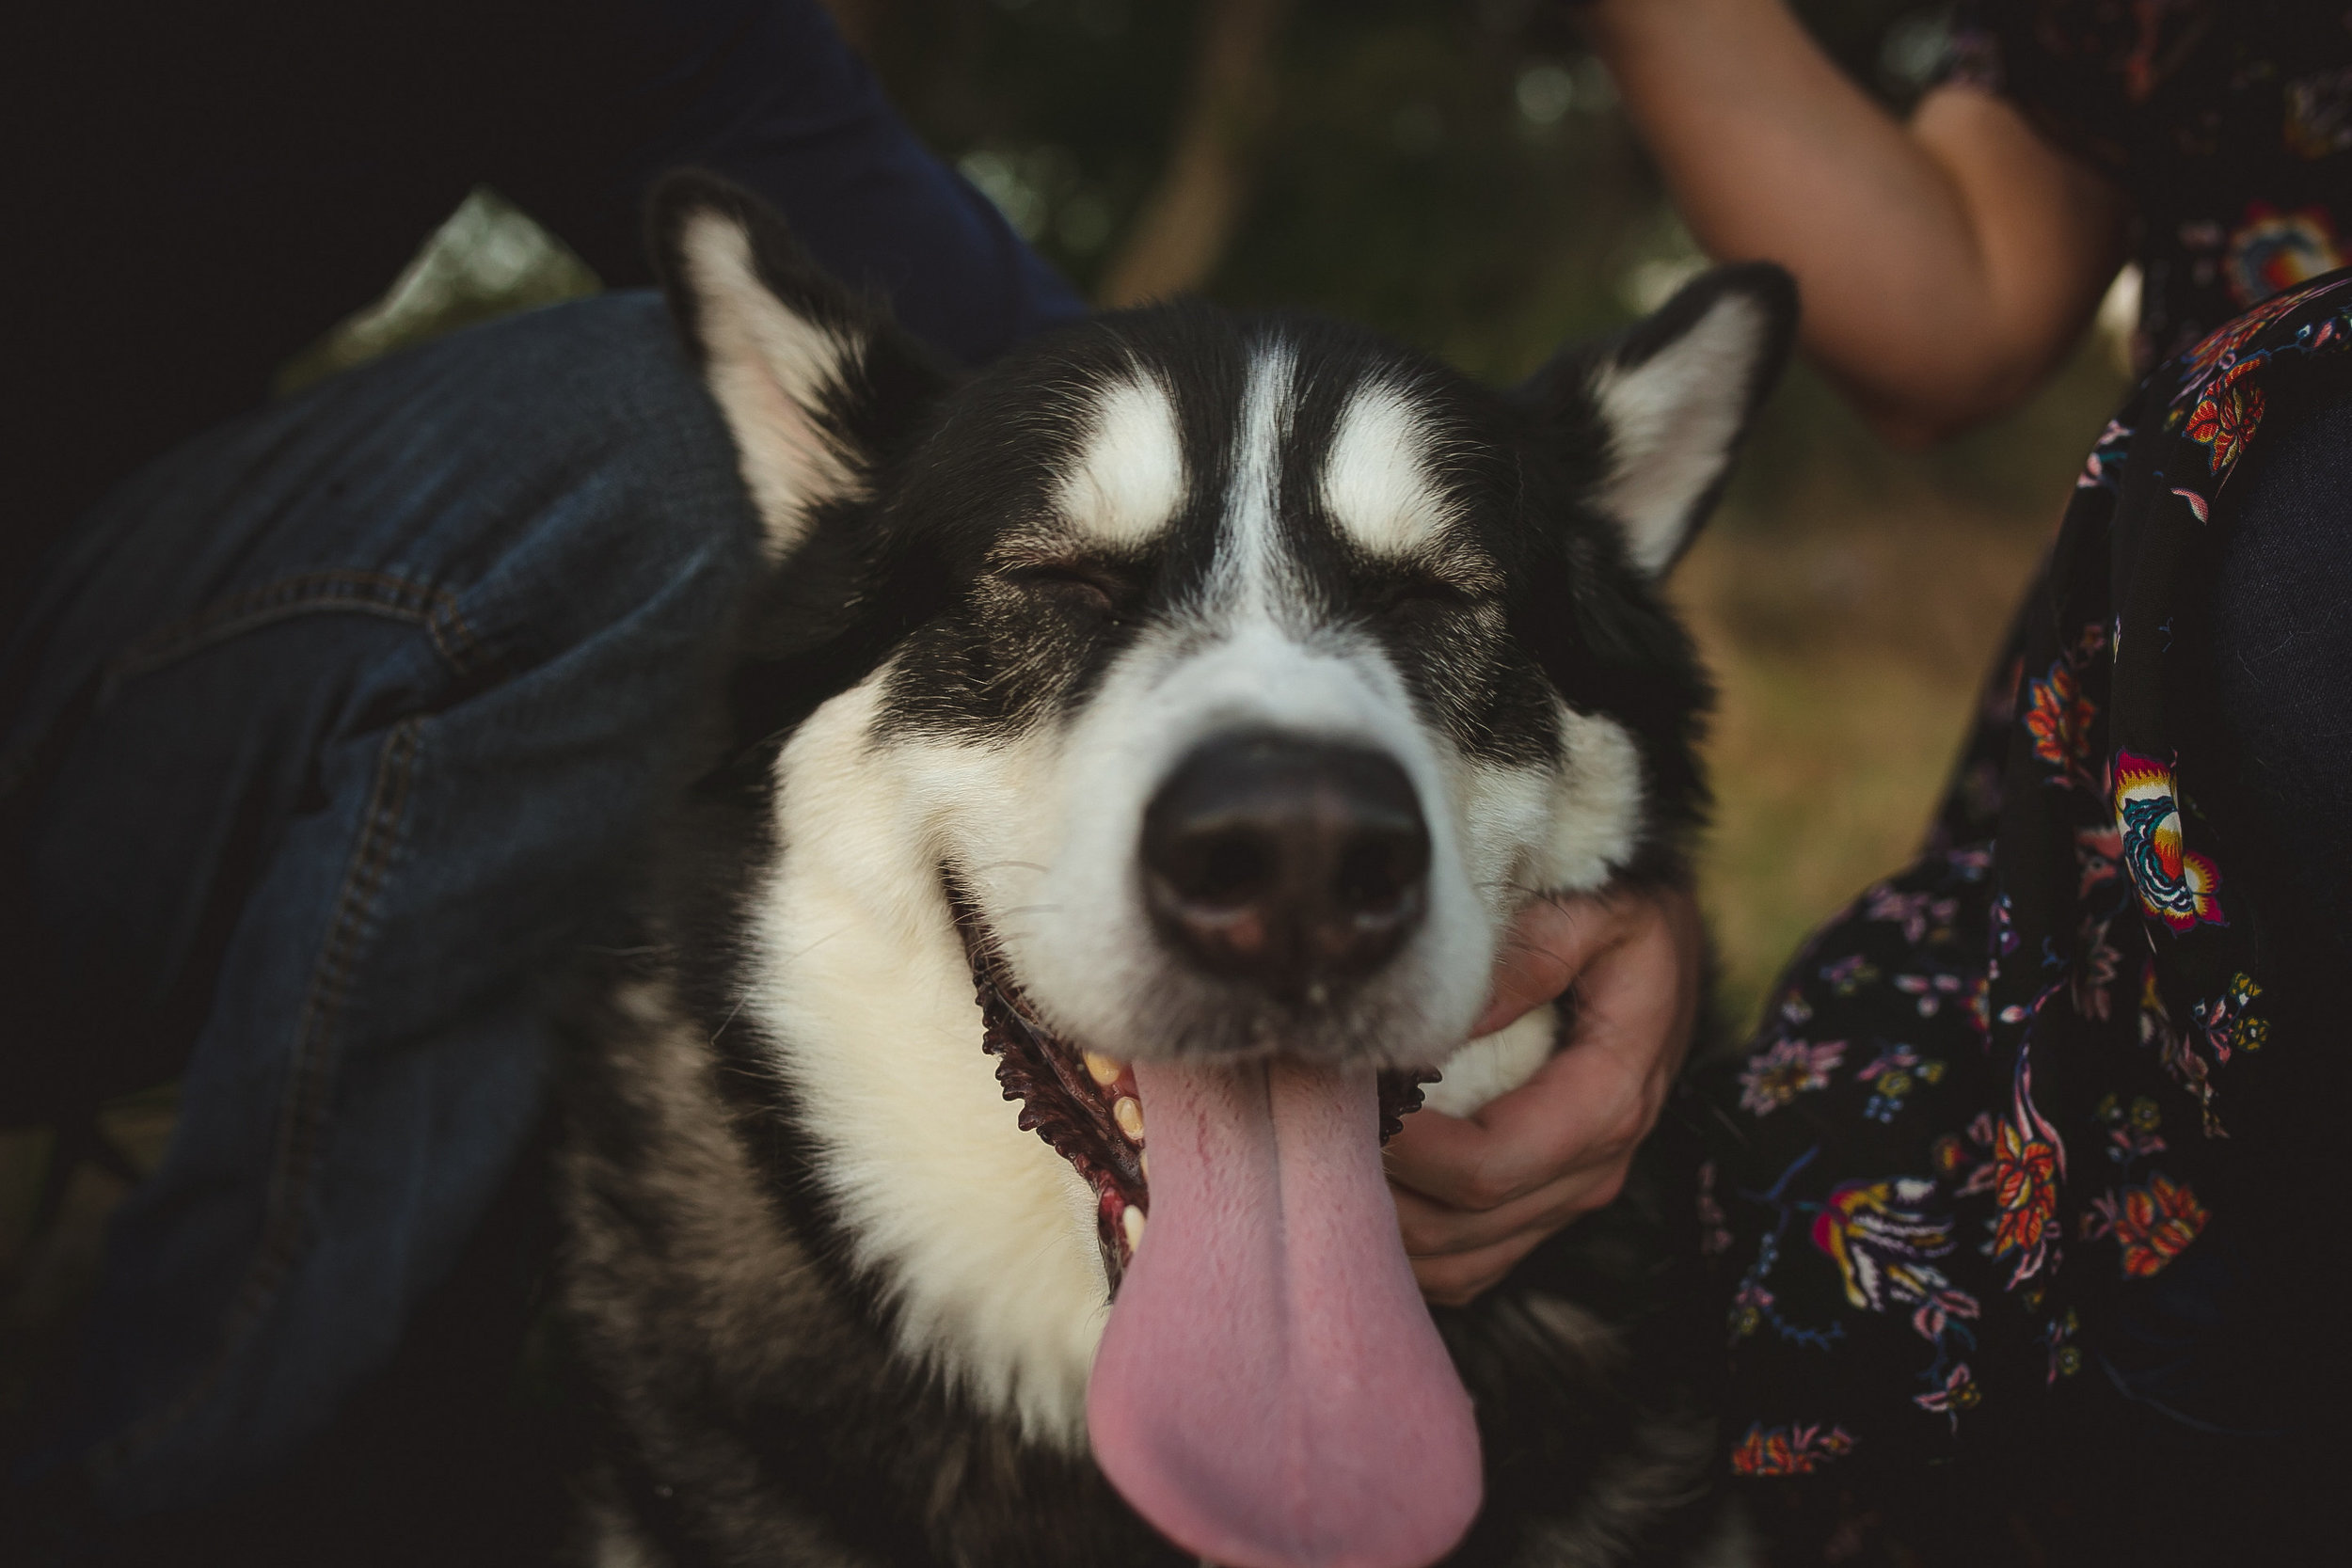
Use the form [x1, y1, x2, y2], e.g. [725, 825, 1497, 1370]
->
[1211, 341, 1298, 612]
[1055, 375, 1186, 547]
[1421, 1002, 1560, 1118]
[745, 677, 1105, 1449]
[1537, 705, 1645, 893]
[677, 214, 866, 559]
[1589, 291, 1769, 577]
[1323, 380, 1458, 556]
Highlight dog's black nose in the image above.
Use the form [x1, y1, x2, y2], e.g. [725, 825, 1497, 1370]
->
[1140, 735, 1430, 1001]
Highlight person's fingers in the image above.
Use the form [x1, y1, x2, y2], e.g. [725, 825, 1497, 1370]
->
[1471, 894, 1632, 1037]
[1385, 882, 1706, 1308]
[1409, 1230, 1548, 1307]
[1391, 1155, 1633, 1258]
[1567, 881, 1705, 1089]
[1384, 1007, 1661, 1210]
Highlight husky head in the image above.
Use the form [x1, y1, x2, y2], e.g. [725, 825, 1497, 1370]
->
[652, 171, 1792, 1568]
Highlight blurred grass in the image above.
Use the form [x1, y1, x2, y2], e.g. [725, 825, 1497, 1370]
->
[1676, 507, 2042, 1036]
[1668, 341, 2126, 1033]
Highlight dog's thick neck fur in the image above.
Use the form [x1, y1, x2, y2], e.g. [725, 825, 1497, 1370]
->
[560, 170, 1792, 1568]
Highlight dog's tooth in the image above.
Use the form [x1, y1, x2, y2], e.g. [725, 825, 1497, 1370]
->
[1140, 1149, 1150, 1182]
[1121, 1205, 1147, 1252]
[1113, 1096, 1145, 1143]
[1084, 1051, 1126, 1087]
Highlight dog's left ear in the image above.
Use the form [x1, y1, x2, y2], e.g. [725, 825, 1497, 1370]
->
[1523, 263, 1798, 578]
[651, 169, 953, 560]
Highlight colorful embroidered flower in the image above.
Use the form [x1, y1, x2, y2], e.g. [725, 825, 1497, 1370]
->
[2285, 67, 2352, 158]
[2185, 358, 2265, 475]
[2109, 1174, 2210, 1277]
[2223, 204, 2345, 309]
[2072, 914, 2122, 1022]
[1820, 952, 1878, 995]
[2075, 419, 2131, 490]
[1738, 1037, 1846, 1116]
[1728, 1279, 1773, 1340]
[2022, 657, 2100, 784]
[1810, 1176, 1954, 1313]
[1728, 1422, 1855, 1478]
[2094, 1091, 2166, 1164]
[1696, 1161, 1732, 1258]
[2113, 751, 2226, 932]
[1988, 1058, 2066, 1289]
[1913, 1362, 1982, 1431]
[2139, 961, 2225, 1135]
[2177, 275, 2339, 386]
[1863, 887, 1955, 945]
[2074, 823, 2123, 899]
[1907, 1278, 1979, 1346]
[1857, 1044, 1945, 1122]
[1893, 971, 1968, 1018]
[2190, 970, 2269, 1063]
[2042, 1308, 2084, 1385]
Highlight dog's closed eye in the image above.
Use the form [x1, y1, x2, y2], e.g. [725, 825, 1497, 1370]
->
[1368, 571, 1488, 625]
[1005, 561, 1138, 619]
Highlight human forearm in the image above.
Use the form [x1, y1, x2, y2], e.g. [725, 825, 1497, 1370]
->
[1582, 0, 2126, 440]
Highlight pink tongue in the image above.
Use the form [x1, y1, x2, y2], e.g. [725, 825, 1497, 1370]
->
[1088, 1058, 1482, 1568]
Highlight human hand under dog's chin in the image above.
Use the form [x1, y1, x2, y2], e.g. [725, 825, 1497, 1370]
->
[1385, 882, 1704, 1307]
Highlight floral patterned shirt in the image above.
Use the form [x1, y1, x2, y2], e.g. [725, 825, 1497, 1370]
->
[1950, 1, 2352, 369]
[1696, 265, 2352, 1562]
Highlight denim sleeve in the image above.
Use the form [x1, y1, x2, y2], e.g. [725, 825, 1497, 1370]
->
[508, 0, 1088, 366]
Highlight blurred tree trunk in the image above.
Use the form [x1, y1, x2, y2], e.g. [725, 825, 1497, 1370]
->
[1097, 0, 1294, 308]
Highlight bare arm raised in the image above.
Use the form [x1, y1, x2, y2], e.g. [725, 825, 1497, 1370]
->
[1583, 0, 2131, 442]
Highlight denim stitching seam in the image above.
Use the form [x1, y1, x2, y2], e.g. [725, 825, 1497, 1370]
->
[95, 570, 489, 706]
[91, 715, 425, 1480]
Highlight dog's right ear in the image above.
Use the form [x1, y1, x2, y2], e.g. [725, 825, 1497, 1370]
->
[650, 169, 952, 560]
[1518, 262, 1797, 579]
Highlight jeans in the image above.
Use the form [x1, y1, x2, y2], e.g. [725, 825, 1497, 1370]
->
[0, 291, 760, 1531]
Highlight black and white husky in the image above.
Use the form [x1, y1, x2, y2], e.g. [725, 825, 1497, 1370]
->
[559, 172, 1793, 1568]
